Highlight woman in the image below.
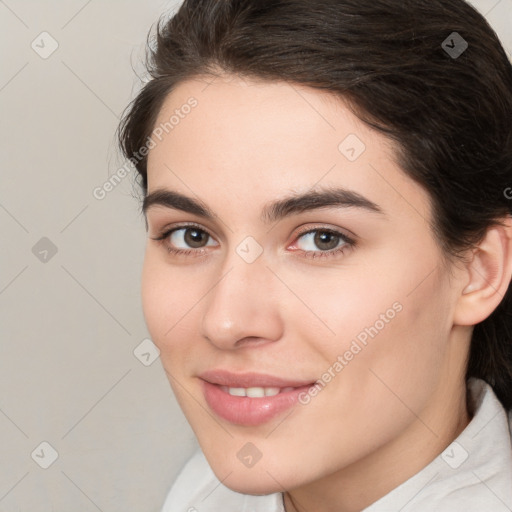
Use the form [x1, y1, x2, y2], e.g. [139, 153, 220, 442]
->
[118, 0, 512, 510]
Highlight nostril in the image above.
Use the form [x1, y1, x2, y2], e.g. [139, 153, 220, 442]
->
[234, 336, 272, 348]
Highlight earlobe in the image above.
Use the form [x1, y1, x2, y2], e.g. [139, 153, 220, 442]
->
[454, 216, 512, 326]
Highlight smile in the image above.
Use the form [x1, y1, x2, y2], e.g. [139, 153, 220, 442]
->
[199, 370, 316, 426]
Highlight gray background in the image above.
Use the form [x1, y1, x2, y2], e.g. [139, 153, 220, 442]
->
[0, 0, 510, 510]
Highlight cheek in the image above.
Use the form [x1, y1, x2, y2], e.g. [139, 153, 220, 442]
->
[277, 256, 405, 354]
[286, 249, 451, 401]
[330, 266, 451, 422]
[140, 251, 203, 358]
[141, 254, 169, 343]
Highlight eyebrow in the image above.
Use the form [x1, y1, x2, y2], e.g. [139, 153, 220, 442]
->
[262, 187, 384, 222]
[142, 187, 385, 223]
[143, 189, 213, 218]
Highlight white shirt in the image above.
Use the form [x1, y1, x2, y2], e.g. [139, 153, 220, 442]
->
[161, 378, 512, 511]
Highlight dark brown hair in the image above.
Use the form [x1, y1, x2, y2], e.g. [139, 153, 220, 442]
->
[118, 0, 512, 409]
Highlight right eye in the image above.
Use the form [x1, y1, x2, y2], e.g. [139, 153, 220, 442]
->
[152, 224, 219, 255]
[168, 227, 216, 249]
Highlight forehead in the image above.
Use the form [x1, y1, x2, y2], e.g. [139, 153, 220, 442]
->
[146, 74, 432, 224]
[149, 75, 377, 169]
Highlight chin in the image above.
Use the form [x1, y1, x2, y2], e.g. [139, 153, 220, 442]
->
[221, 474, 285, 496]
[205, 454, 301, 496]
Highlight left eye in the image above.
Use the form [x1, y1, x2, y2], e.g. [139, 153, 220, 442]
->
[294, 230, 348, 252]
[169, 227, 217, 249]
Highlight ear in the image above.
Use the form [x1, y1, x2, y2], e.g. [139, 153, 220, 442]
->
[453, 215, 512, 326]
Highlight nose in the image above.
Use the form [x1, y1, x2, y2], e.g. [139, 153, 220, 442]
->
[200, 253, 284, 350]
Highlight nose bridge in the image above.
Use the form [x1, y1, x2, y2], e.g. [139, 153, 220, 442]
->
[200, 244, 283, 348]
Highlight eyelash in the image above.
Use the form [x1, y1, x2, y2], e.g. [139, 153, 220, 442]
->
[151, 223, 356, 259]
[291, 226, 355, 259]
[151, 222, 211, 258]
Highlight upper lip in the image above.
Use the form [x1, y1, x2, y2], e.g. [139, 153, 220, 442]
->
[199, 369, 316, 388]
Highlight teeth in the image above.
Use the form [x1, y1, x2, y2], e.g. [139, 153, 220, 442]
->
[229, 387, 246, 397]
[247, 387, 265, 398]
[225, 386, 283, 397]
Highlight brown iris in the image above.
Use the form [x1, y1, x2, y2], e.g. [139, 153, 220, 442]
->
[183, 228, 209, 248]
[313, 231, 340, 251]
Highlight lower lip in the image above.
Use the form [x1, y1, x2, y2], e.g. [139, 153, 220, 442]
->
[202, 380, 314, 426]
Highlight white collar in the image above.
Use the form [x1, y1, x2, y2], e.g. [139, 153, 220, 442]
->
[364, 378, 512, 511]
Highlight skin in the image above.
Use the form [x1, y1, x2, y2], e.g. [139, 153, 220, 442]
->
[142, 74, 512, 512]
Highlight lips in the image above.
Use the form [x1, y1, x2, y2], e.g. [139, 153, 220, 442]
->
[199, 369, 315, 388]
[199, 369, 316, 426]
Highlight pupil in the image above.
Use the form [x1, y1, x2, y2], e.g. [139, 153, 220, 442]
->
[314, 231, 339, 250]
[185, 229, 207, 248]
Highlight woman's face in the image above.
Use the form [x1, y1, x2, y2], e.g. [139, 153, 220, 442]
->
[143, 74, 469, 494]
